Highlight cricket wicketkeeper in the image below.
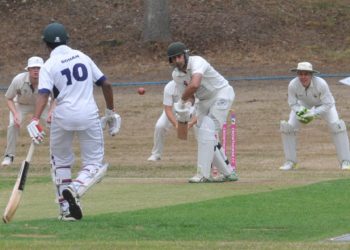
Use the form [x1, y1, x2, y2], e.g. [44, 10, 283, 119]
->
[280, 62, 350, 170]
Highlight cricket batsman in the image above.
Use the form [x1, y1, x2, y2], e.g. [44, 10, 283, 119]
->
[167, 41, 238, 183]
[27, 22, 120, 221]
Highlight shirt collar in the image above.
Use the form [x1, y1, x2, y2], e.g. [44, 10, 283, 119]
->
[298, 77, 314, 90]
[50, 44, 71, 57]
[24, 72, 30, 84]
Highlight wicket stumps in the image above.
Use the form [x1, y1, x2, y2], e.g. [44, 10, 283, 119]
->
[222, 110, 236, 170]
[211, 110, 237, 176]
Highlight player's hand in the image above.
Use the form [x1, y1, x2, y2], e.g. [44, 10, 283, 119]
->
[175, 109, 191, 123]
[13, 113, 21, 128]
[174, 100, 186, 112]
[301, 109, 316, 119]
[296, 107, 307, 116]
[27, 118, 45, 144]
[296, 107, 314, 124]
[46, 110, 53, 124]
[101, 108, 115, 129]
[107, 113, 121, 136]
[101, 109, 121, 136]
[174, 100, 192, 112]
[174, 100, 192, 123]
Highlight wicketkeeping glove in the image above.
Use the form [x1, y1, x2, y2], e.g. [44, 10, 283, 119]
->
[101, 109, 121, 136]
[296, 107, 314, 124]
[27, 118, 45, 144]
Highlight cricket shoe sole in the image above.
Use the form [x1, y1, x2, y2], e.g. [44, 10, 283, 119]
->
[62, 188, 83, 220]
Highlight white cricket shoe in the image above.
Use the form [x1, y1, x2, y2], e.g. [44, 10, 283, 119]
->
[189, 174, 211, 183]
[1, 154, 14, 166]
[209, 173, 225, 183]
[62, 187, 83, 220]
[279, 161, 297, 170]
[341, 160, 350, 170]
[147, 155, 161, 161]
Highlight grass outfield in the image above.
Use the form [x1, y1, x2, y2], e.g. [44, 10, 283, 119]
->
[0, 177, 349, 249]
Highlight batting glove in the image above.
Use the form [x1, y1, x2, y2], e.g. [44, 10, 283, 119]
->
[174, 100, 186, 112]
[27, 118, 45, 144]
[174, 100, 193, 123]
[108, 113, 121, 136]
[175, 108, 191, 123]
[101, 109, 121, 136]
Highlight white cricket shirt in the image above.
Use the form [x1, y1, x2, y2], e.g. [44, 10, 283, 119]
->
[5, 72, 37, 105]
[38, 45, 106, 130]
[172, 56, 228, 100]
[288, 76, 335, 115]
[163, 80, 180, 106]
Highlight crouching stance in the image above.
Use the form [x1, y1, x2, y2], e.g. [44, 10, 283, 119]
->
[168, 41, 238, 183]
[27, 22, 120, 221]
[280, 62, 350, 170]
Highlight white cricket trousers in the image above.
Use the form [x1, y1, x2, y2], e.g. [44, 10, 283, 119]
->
[50, 118, 104, 213]
[196, 85, 235, 134]
[194, 85, 235, 178]
[50, 118, 104, 168]
[150, 111, 173, 158]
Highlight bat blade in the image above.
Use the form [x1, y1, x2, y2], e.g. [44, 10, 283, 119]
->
[177, 122, 188, 140]
[3, 142, 35, 224]
[3, 161, 30, 223]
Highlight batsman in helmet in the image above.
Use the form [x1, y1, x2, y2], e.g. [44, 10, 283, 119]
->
[27, 22, 120, 221]
[167, 42, 238, 183]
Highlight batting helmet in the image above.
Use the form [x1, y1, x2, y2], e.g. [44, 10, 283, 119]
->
[42, 22, 69, 44]
[167, 42, 189, 63]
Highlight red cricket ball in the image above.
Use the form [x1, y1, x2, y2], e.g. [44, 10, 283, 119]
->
[138, 87, 145, 95]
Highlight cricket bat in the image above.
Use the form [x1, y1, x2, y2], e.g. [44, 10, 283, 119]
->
[177, 121, 188, 140]
[3, 142, 35, 223]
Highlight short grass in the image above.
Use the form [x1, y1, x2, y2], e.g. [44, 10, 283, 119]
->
[0, 178, 349, 249]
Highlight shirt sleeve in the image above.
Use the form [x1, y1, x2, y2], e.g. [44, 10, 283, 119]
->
[38, 65, 53, 92]
[191, 56, 209, 75]
[287, 80, 303, 113]
[86, 55, 104, 84]
[163, 82, 174, 106]
[314, 78, 334, 115]
[5, 75, 20, 100]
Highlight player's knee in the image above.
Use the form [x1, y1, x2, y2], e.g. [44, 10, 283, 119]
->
[280, 120, 297, 135]
[198, 116, 216, 142]
[329, 119, 347, 134]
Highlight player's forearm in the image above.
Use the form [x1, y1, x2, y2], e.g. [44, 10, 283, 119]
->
[314, 103, 333, 116]
[182, 85, 197, 102]
[6, 99, 17, 116]
[101, 80, 114, 110]
[164, 106, 177, 127]
[181, 73, 201, 101]
[33, 93, 49, 119]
